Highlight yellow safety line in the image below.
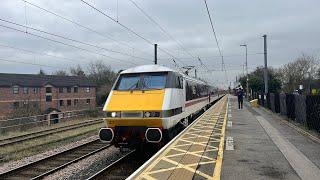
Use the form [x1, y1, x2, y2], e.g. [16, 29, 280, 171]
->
[212, 96, 228, 180]
[134, 97, 228, 180]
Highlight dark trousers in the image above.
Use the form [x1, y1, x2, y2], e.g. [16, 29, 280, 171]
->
[238, 98, 243, 109]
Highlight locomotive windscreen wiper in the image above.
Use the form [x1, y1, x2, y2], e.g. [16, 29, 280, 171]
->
[128, 80, 140, 90]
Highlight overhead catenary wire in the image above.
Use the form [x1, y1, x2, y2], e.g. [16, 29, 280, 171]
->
[80, 0, 187, 66]
[0, 24, 138, 66]
[0, 18, 151, 63]
[203, 0, 224, 68]
[0, 57, 65, 70]
[0, 43, 87, 63]
[21, 0, 153, 57]
[128, 0, 196, 59]
[159, 52, 264, 60]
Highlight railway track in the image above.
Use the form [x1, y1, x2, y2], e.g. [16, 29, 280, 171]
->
[0, 118, 103, 147]
[87, 150, 138, 180]
[0, 139, 110, 180]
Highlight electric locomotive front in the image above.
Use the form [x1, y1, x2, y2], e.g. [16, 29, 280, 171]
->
[99, 65, 184, 148]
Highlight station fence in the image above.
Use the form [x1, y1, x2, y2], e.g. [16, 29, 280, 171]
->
[253, 92, 320, 133]
[0, 107, 103, 134]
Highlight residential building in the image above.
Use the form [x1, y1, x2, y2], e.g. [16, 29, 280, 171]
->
[0, 73, 96, 118]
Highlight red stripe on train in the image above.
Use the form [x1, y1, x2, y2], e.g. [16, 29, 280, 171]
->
[185, 96, 209, 107]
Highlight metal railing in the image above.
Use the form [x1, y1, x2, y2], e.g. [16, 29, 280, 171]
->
[0, 107, 103, 133]
[252, 92, 320, 133]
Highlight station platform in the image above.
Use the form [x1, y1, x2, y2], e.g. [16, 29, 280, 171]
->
[129, 95, 320, 180]
[129, 96, 229, 180]
[222, 96, 320, 180]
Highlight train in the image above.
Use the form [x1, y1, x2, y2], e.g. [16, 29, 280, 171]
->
[99, 65, 220, 149]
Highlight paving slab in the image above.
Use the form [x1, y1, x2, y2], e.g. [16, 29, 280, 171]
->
[222, 96, 320, 180]
[129, 96, 228, 180]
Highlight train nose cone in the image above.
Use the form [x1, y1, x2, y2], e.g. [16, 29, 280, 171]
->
[145, 128, 162, 143]
[99, 128, 114, 143]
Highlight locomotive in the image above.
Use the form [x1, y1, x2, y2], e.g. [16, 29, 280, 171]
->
[99, 65, 219, 148]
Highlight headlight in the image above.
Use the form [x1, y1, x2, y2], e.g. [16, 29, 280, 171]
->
[144, 111, 161, 118]
[106, 111, 121, 118]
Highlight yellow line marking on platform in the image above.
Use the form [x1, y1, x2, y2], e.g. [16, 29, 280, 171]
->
[212, 96, 229, 180]
[133, 96, 228, 180]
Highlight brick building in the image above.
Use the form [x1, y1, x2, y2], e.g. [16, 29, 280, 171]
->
[0, 73, 96, 118]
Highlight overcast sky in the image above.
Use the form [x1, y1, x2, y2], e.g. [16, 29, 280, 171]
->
[0, 0, 319, 88]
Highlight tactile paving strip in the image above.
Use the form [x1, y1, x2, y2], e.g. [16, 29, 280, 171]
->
[134, 96, 228, 180]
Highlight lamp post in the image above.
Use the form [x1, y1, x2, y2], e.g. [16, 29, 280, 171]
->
[240, 44, 249, 99]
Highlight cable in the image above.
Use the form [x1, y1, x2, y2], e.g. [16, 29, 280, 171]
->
[81, 0, 153, 45]
[0, 24, 138, 66]
[0, 57, 64, 70]
[159, 53, 264, 60]
[128, 0, 196, 59]
[0, 43, 87, 63]
[21, 0, 153, 57]
[203, 0, 223, 67]
[0, 18, 151, 63]
[80, 0, 186, 66]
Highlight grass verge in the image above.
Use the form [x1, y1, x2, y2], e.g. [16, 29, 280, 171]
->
[0, 122, 104, 163]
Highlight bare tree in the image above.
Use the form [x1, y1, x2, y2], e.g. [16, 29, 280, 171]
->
[280, 54, 319, 93]
[70, 65, 86, 77]
[87, 61, 117, 105]
[38, 69, 46, 75]
[52, 70, 68, 76]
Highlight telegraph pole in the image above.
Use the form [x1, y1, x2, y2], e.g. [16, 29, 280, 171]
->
[240, 44, 249, 98]
[154, 44, 158, 65]
[195, 69, 197, 78]
[263, 35, 268, 94]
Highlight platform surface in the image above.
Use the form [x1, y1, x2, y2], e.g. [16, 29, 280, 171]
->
[129, 96, 228, 180]
[222, 96, 320, 180]
[129, 95, 320, 180]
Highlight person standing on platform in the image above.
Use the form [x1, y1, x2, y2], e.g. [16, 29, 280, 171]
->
[237, 88, 244, 109]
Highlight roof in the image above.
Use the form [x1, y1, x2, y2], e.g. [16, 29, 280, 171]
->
[120, 64, 174, 74]
[0, 73, 96, 87]
[120, 64, 207, 85]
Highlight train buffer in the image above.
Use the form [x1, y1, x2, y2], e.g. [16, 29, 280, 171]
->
[129, 95, 320, 180]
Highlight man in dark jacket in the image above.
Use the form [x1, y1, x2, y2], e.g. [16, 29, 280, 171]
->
[237, 88, 244, 109]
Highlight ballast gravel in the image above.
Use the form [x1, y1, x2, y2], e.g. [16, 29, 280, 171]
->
[44, 146, 124, 180]
[0, 135, 98, 174]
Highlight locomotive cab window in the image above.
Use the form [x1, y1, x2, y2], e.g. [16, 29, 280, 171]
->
[115, 72, 167, 90]
[115, 74, 140, 90]
[142, 73, 166, 89]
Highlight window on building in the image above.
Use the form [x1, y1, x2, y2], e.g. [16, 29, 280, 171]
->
[33, 88, 39, 94]
[23, 87, 29, 94]
[74, 87, 78, 93]
[67, 99, 71, 106]
[13, 102, 19, 108]
[22, 101, 28, 107]
[74, 99, 79, 106]
[59, 87, 64, 93]
[59, 100, 64, 106]
[67, 87, 71, 93]
[86, 87, 90, 93]
[32, 102, 39, 108]
[86, 99, 91, 104]
[46, 95, 52, 102]
[46, 87, 52, 93]
[13, 86, 19, 94]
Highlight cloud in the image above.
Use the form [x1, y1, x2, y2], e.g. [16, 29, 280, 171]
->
[0, 0, 319, 88]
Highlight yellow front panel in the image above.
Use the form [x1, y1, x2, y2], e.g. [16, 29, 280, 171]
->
[105, 89, 165, 111]
[106, 118, 162, 128]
